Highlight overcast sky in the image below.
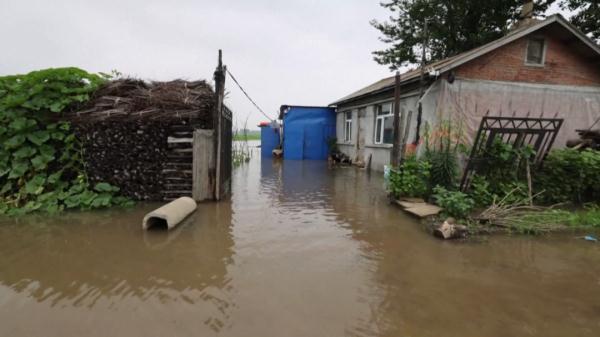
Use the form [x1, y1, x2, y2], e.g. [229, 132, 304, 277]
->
[1, 0, 394, 128]
[1, 1, 568, 129]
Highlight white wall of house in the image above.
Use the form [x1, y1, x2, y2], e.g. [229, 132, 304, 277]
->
[335, 90, 423, 171]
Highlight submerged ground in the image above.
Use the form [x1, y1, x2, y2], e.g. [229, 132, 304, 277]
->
[1, 146, 599, 337]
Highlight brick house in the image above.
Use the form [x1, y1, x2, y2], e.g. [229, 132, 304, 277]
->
[330, 14, 600, 171]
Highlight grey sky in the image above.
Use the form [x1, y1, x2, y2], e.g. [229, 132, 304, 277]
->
[1, 1, 569, 129]
[1, 0, 392, 128]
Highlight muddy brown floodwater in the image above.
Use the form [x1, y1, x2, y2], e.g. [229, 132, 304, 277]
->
[1, 147, 600, 337]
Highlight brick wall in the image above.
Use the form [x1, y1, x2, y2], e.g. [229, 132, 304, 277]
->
[455, 31, 600, 87]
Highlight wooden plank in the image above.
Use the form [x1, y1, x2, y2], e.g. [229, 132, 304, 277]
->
[167, 137, 193, 143]
[404, 204, 442, 218]
[396, 201, 420, 209]
[192, 129, 215, 202]
[399, 197, 426, 203]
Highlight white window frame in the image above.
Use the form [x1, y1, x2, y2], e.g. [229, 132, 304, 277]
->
[525, 37, 546, 67]
[374, 103, 393, 145]
[344, 111, 352, 142]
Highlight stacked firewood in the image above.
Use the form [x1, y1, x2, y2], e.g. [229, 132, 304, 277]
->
[567, 129, 600, 150]
[65, 79, 215, 201]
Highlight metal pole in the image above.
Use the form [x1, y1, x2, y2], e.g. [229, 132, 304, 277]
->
[391, 71, 403, 167]
[414, 19, 428, 144]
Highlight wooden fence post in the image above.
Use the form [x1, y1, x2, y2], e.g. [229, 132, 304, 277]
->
[391, 71, 405, 167]
[213, 50, 226, 200]
[193, 129, 215, 201]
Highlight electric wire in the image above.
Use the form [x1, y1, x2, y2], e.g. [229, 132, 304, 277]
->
[226, 68, 274, 122]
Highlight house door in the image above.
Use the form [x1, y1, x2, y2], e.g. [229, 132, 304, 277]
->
[355, 108, 366, 163]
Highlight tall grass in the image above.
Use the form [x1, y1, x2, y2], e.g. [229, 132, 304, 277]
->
[232, 117, 253, 167]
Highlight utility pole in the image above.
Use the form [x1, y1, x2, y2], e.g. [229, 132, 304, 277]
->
[414, 19, 428, 144]
[213, 50, 226, 200]
[391, 71, 404, 167]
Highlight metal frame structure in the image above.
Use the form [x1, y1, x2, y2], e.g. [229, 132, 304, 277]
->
[460, 115, 563, 191]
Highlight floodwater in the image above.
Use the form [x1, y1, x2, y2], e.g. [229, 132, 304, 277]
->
[1, 147, 600, 337]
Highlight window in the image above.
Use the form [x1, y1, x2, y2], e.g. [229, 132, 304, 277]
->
[344, 111, 352, 142]
[374, 103, 393, 144]
[526, 38, 545, 66]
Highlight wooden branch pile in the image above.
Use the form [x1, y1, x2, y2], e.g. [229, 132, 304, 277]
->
[567, 129, 600, 151]
[68, 78, 215, 122]
[66, 79, 215, 201]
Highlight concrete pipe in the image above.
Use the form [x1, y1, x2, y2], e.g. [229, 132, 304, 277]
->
[143, 197, 197, 230]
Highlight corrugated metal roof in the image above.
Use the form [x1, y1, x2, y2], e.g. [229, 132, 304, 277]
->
[331, 15, 600, 106]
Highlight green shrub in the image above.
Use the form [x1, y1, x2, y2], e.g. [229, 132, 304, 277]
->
[388, 155, 431, 199]
[423, 120, 465, 190]
[0, 68, 132, 215]
[432, 185, 475, 219]
[469, 175, 494, 207]
[464, 138, 538, 207]
[534, 149, 600, 204]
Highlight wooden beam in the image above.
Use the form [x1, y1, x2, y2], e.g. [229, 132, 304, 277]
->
[391, 71, 403, 167]
[192, 129, 215, 202]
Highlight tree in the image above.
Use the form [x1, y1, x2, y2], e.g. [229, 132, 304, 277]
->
[371, 0, 554, 70]
[561, 0, 600, 43]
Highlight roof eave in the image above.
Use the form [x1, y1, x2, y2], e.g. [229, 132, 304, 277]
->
[330, 76, 424, 107]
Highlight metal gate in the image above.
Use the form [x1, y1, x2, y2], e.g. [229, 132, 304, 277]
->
[460, 116, 563, 191]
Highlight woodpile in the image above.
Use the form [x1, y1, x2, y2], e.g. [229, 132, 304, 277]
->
[567, 129, 600, 150]
[69, 78, 214, 122]
[65, 79, 215, 201]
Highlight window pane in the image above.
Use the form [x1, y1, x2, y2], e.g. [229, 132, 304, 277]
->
[375, 118, 382, 143]
[345, 111, 352, 120]
[383, 116, 393, 144]
[527, 39, 544, 64]
[345, 120, 351, 141]
[378, 103, 392, 116]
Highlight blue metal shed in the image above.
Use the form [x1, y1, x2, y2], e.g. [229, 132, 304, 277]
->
[258, 122, 280, 157]
[279, 105, 336, 160]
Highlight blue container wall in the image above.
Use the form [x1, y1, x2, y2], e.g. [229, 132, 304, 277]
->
[260, 125, 280, 157]
[282, 107, 336, 160]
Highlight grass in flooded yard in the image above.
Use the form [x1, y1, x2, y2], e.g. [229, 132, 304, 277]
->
[233, 133, 260, 141]
[500, 205, 600, 235]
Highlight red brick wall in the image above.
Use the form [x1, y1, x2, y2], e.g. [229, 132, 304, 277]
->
[455, 31, 600, 86]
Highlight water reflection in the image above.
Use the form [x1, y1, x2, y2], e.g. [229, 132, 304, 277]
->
[1, 151, 600, 337]
[0, 202, 235, 335]
[326, 165, 600, 337]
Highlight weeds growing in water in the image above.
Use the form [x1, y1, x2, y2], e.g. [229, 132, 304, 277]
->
[232, 117, 253, 167]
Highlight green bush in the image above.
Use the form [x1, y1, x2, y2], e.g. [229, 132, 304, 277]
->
[534, 149, 600, 204]
[0, 68, 132, 215]
[423, 120, 466, 190]
[388, 155, 431, 199]
[432, 185, 475, 219]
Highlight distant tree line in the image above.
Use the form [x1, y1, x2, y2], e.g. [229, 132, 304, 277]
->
[371, 0, 600, 70]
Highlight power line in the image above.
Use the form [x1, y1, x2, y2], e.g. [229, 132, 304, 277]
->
[226, 68, 274, 121]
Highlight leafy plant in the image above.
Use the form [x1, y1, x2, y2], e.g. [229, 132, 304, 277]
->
[465, 137, 536, 205]
[423, 120, 466, 190]
[0, 68, 132, 215]
[469, 175, 494, 207]
[432, 185, 475, 219]
[534, 149, 600, 204]
[388, 155, 431, 198]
